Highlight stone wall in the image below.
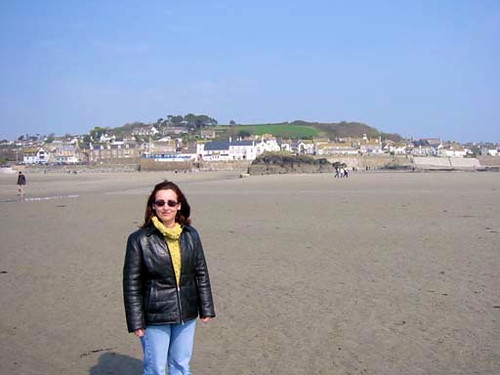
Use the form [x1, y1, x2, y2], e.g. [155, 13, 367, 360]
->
[449, 157, 481, 169]
[139, 158, 192, 171]
[139, 159, 252, 172]
[413, 157, 482, 171]
[198, 160, 252, 172]
[24, 163, 140, 173]
[477, 156, 500, 167]
[413, 157, 452, 170]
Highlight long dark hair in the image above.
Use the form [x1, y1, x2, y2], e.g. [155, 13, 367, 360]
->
[142, 180, 191, 228]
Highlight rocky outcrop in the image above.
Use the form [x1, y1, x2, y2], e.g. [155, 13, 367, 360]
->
[324, 155, 413, 170]
[248, 153, 334, 175]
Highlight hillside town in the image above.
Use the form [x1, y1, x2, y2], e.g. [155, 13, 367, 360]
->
[0, 123, 499, 167]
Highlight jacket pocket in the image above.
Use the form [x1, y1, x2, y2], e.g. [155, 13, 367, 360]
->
[148, 283, 179, 316]
[181, 281, 200, 316]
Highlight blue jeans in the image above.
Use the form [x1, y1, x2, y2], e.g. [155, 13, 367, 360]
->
[141, 319, 197, 375]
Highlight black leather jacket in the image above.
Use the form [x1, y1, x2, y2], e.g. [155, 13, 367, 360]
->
[123, 223, 215, 333]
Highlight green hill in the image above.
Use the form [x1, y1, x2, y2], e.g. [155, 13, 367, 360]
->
[107, 117, 402, 142]
[230, 123, 319, 139]
[219, 120, 402, 141]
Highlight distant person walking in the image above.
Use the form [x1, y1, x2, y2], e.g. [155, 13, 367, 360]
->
[17, 171, 26, 195]
[123, 180, 215, 375]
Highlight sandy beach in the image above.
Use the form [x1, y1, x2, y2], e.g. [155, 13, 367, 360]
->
[0, 170, 499, 374]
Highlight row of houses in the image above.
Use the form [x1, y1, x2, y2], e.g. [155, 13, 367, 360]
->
[22, 140, 145, 165]
[19, 137, 312, 164]
[14, 135, 499, 165]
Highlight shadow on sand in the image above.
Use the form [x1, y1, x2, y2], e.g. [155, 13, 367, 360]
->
[89, 352, 142, 375]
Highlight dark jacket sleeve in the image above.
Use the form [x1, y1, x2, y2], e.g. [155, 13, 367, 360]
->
[123, 231, 146, 332]
[191, 228, 216, 319]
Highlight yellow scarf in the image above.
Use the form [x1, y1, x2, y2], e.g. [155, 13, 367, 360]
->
[152, 216, 183, 286]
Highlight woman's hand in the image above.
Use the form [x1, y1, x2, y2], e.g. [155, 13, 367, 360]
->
[134, 328, 145, 337]
[201, 317, 212, 323]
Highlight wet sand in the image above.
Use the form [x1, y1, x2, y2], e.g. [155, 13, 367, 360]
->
[0, 171, 499, 374]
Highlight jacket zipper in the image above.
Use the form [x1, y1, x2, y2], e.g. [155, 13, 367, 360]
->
[176, 235, 184, 324]
[177, 286, 184, 324]
[162, 234, 184, 324]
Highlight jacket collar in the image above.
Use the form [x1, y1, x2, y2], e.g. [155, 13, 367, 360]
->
[145, 222, 192, 237]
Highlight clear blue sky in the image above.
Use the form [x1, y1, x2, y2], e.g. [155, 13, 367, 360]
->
[1, 0, 498, 143]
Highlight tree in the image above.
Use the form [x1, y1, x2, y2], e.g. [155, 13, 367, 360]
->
[238, 130, 252, 138]
[171, 115, 183, 125]
[89, 126, 108, 141]
[229, 120, 236, 125]
[45, 133, 55, 143]
[166, 115, 174, 126]
[185, 113, 197, 127]
[184, 113, 217, 130]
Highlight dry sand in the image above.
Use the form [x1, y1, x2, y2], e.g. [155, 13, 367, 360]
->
[0, 170, 499, 374]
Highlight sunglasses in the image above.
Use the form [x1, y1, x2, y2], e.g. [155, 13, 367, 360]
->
[154, 199, 178, 208]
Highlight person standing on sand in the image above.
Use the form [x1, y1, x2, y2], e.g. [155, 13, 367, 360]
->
[123, 180, 215, 375]
[17, 171, 26, 195]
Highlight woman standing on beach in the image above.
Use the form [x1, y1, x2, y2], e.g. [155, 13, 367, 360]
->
[123, 180, 215, 375]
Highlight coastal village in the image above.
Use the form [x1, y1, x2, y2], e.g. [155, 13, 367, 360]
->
[1, 122, 499, 171]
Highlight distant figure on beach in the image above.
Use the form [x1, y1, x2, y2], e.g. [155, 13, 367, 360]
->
[17, 171, 26, 195]
[123, 180, 215, 375]
[343, 168, 349, 178]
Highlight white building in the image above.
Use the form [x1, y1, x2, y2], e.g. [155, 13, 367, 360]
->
[382, 141, 408, 155]
[197, 138, 282, 161]
[132, 125, 159, 136]
[290, 140, 315, 154]
[196, 140, 255, 161]
[315, 141, 359, 156]
[22, 146, 51, 164]
[438, 146, 466, 158]
[254, 139, 281, 154]
[99, 134, 116, 143]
